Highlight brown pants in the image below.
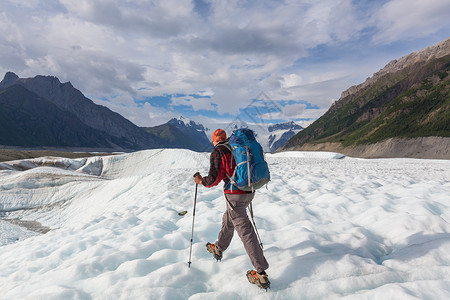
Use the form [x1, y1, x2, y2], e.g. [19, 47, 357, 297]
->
[216, 193, 269, 273]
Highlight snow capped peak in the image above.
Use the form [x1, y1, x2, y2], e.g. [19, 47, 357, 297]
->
[166, 116, 212, 151]
[176, 115, 188, 123]
[268, 121, 303, 132]
[169, 116, 205, 130]
[170, 115, 189, 125]
[247, 121, 303, 152]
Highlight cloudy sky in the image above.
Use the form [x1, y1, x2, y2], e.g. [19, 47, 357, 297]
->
[1, 0, 449, 129]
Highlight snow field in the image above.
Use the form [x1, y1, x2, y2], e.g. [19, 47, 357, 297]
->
[0, 149, 449, 299]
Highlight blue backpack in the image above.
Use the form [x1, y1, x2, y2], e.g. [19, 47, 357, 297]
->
[226, 128, 270, 191]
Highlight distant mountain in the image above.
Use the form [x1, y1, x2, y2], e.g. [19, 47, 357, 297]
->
[0, 72, 163, 150]
[284, 37, 450, 159]
[266, 121, 303, 152]
[0, 85, 122, 148]
[142, 117, 212, 152]
[215, 121, 303, 152]
[268, 121, 303, 132]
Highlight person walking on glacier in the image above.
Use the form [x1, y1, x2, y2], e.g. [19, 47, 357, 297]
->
[194, 128, 270, 290]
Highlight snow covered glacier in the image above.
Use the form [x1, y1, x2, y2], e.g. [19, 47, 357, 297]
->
[0, 149, 450, 299]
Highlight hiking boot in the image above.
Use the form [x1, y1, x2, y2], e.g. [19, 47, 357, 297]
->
[206, 242, 222, 261]
[246, 270, 270, 290]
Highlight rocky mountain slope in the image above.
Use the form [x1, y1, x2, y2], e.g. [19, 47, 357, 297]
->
[0, 72, 162, 150]
[284, 37, 450, 159]
[0, 85, 124, 149]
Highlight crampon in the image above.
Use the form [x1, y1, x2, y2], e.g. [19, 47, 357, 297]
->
[206, 242, 222, 261]
[246, 270, 270, 290]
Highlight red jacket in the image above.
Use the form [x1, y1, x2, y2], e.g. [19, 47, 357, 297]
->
[202, 141, 247, 194]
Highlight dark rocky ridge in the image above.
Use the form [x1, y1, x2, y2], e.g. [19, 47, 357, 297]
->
[0, 72, 162, 150]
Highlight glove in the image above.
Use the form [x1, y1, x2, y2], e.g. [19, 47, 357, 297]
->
[194, 174, 203, 185]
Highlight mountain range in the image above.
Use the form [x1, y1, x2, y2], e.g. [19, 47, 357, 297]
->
[284, 37, 450, 159]
[0, 73, 217, 152]
[0, 73, 296, 153]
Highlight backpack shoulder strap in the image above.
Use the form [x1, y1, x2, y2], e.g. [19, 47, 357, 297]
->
[215, 142, 238, 191]
[215, 142, 234, 164]
[217, 141, 232, 151]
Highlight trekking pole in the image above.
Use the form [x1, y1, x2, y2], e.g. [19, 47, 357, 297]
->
[188, 172, 200, 268]
[249, 203, 263, 249]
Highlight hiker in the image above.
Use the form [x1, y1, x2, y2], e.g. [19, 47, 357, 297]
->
[194, 128, 270, 289]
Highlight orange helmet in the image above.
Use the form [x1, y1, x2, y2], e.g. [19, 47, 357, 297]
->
[212, 129, 227, 142]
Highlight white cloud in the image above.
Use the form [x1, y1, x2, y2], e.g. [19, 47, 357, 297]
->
[372, 0, 450, 44]
[260, 67, 352, 109]
[141, 102, 179, 127]
[255, 101, 311, 122]
[92, 96, 177, 127]
[257, 105, 327, 123]
[171, 95, 217, 111]
[59, 0, 195, 38]
[7, 0, 40, 9]
[281, 74, 303, 89]
[282, 103, 307, 117]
